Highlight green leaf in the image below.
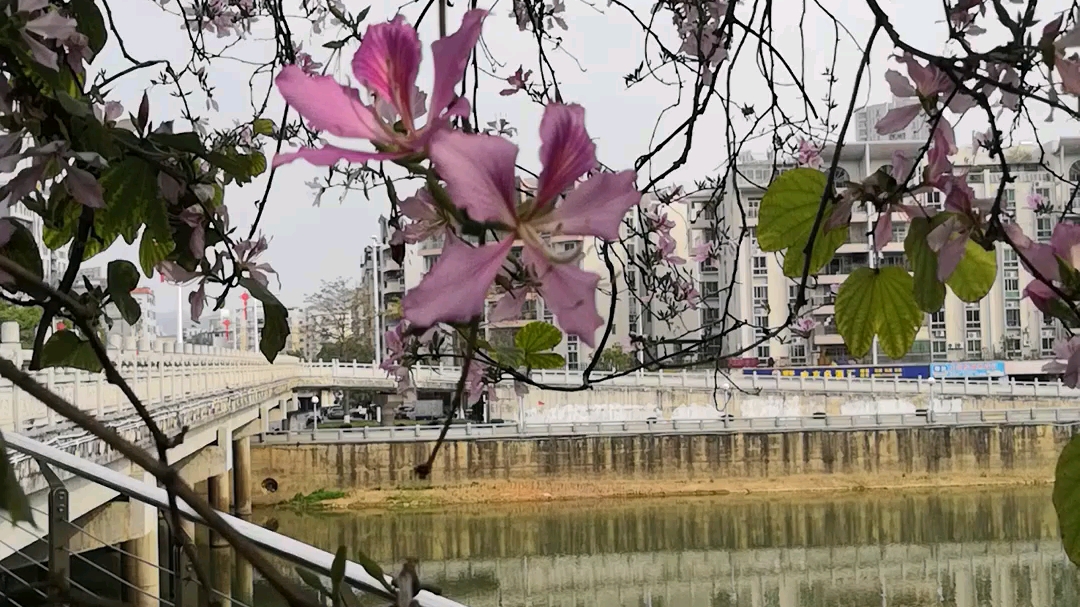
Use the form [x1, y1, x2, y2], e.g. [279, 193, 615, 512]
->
[835, 267, 922, 359]
[150, 132, 205, 155]
[354, 549, 394, 593]
[491, 346, 525, 368]
[209, 151, 267, 184]
[524, 352, 566, 369]
[68, 0, 108, 55]
[137, 170, 174, 277]
[56, 91, 90, 117]
[330, 545, 347, 607]
[96, 157, 158, 246]
[0, 221, 44, 284]
[757, 167, 829, 253]
[947, 240, 996, 302]
[905, 217, 946, 313]
[252, 119, 274, 136]
[40, 330, 103, 373]
[1054, 434, 1080, 566]
[238, 277, 290, 362]
[514, 321, 562, 353]
[107, 260, 141, 325]
[295, 567, 330, 593]
[0, 432, 32, 525]
[781, 212, 846, 278]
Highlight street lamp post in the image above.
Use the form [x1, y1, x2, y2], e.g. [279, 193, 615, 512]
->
[311, 395, 320, 432]
[927, 376, 936, 424]
[371, 237, 383, 367]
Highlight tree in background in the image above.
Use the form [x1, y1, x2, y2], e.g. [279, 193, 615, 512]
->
[315, 335, 374, 363]
[304, 278, 372, 361]
[0, 302, 42, 348]
[597, 345, 637, 372]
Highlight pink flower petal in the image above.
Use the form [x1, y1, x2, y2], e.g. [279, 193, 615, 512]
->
[490, 289, 527, 322]
[350, 16, 422, 126]
[429, 10, 487, 118]
[874, 103, 921, 135]
[884, 70, 916, 97]
[1025, 279, 1056, 314]
[1005, 222, 1059, 283]
[24, 11, 77, 39]
[540, 170, 640, 241]
[1051, 222, 1080, 268]
[272, 145, 403, 168]
[928, 220, 968, 282]
[526, 246, 603, 348]
[399, 189, 439, 222]
[536, 103, 598, 206]
[402, 236, 512, 328]
[873, 211, 892, 251]
[890, 150, 913, 182]
[275, 65, 387, 141]
[428, 130, 518, 225]
[1058, 54, 1080, 96]
[64, 166, 104, 208]
[933, 119, 958, 155]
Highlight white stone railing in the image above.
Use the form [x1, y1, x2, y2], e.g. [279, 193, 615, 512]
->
[300, 361, 1080, 398]
[0, 345, 301, 434]
[6, 354, 1080, 436]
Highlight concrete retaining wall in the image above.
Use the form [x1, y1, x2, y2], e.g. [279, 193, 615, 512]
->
[250, 423, 1078, 503]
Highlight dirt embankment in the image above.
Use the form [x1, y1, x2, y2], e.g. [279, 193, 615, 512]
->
[311, 472, 1053, 513]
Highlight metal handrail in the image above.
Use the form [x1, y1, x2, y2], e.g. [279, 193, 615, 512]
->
[257, 407, 1080, 444]
[2, 432, 469, 607]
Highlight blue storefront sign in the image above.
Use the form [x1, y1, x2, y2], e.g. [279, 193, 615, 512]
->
[742, 365, 931, 379]
[930, 361, 1005, 378]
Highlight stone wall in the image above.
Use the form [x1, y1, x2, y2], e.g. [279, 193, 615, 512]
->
[250, 423, 1078, 503]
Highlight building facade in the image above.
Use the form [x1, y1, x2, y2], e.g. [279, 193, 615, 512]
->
[701, 130, 1079, 367]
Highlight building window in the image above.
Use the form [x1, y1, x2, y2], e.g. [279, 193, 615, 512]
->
[1037, 217, 1053, 242]
[1005, 335, 1022, 357]
[567, 335, 579, 370]
[752, 255, 768, 275]
[1044, 313, 1056, 328]
[746, 198, 760, 218]
[931, 310, 945, 326]
[1004, 270, 1020, 298]
[753, 285, 768, 301]
[965, 307, 981, 328]
[790, 343, 807, 365]
[1005, 308, 1021, 328]
[1004, 187, 1015, 210]
[966, 331, 982, 358]
[932, 340, 948, 360]
[926, 190, 943, 209]
[423, 255, 440, 273]
[1042, 334, 1057, 357]
[757, 344, 771, 360]
[1036, 186, 1052, 204]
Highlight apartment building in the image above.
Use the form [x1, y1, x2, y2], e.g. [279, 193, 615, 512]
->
[699, 122, 1080, 366]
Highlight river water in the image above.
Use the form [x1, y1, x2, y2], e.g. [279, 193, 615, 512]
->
[254, 487, 1080, 607]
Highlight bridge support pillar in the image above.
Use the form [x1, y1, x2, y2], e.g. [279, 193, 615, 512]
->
[232, 436, 252, 519]
[207, 473, 230, 548]
[121, 530, 160, 607]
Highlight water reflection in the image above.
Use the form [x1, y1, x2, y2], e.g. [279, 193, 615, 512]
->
[256, 487, 1080, 607]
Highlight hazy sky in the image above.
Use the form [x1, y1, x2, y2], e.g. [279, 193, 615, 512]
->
[88, 0, 1077, 332]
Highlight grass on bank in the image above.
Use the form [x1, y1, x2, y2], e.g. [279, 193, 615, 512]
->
[283, 488, 347, 510]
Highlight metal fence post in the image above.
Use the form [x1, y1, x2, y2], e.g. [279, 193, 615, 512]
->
[37, 461, 69, 600]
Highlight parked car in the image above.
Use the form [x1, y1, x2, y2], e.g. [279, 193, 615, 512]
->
[324, 406, 345, 420]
